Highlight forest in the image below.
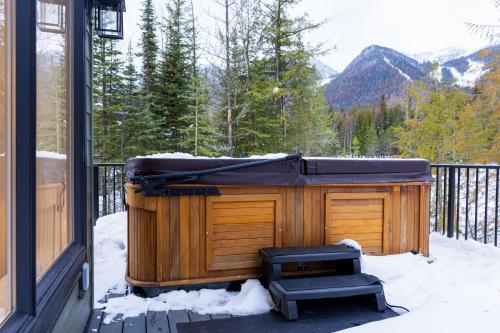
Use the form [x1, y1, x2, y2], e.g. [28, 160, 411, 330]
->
[92, 0, 499, 163]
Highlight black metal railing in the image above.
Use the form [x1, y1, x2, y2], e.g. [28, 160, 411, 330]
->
[430, 164, 499, 246]
[93, 163, 127, 223]
[92, 162, 500, 247]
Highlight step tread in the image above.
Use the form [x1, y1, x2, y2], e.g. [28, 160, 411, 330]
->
[274, 273, 381, 292]
[259, 245, 359, 263]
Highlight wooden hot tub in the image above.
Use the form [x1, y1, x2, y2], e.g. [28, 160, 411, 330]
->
[125, 156, 432, 288]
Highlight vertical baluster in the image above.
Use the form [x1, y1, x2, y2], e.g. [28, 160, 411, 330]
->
[442, 167, 448, 234]
[456, 168, 461, 239]
[113, 165, 116, 214]
[484, 169, 489, 244]
[474, 168, 479, 240]
[93, 165, 99, 224]
[435, 167, 440, 232]
[122, 165, 125, 212]
[465, 168, 470, 240]
[447, 167, 455, 238]
[495, 169, 499, 247]
[104, 165, 107, 216]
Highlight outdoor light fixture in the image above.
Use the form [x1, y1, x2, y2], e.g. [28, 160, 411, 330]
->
[37, 0, 67, 34]
[94, 0, 126, 40]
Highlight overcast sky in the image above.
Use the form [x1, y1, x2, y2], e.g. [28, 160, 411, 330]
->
[120, 0, 498, 71]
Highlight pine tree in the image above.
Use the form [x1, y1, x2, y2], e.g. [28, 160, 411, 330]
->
[157, 0, 193, 152]
[138, 0, 159, 95]
[92, 35, 126, 162]
[121, 44, 164, 158]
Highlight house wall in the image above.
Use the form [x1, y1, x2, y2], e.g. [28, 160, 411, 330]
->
[52, 1, 94, 331]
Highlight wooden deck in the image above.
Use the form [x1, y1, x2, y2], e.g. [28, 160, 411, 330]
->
[86, 288, 235, 333]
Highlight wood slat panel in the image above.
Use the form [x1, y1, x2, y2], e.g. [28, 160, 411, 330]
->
[209, 261, 262, 270]
[331, 199, 383, 206]
[212, 253, 259, 263]
[328, 237, 382, 247]
[329, 219, 382, 227]
[328, 233, 382, 241]
[179, 197, 190, 279]
[206, 194, 281, 271]
[213, 207, 274, 217]
[331, 204, 384, 212]
[169, 196, 180, 280]
[189, 196, 200, 278]
[213, 229, 274, 240]
[363, 246, 383, 254]
[213, 222, 274, 233]
[213, 237, 274, 248]
[331, 211, 383, 220]
[212, 201, 275, 209]
[330, 224, 383, 234]
[213, 246, 265, 256]
[213, 214, 274, 224]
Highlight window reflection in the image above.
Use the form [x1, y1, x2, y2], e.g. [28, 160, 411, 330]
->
[0, 0, 12, 324]
[36, 0, 73, 280]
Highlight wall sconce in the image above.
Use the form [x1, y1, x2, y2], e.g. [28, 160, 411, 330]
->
[94, 0, 126, 40]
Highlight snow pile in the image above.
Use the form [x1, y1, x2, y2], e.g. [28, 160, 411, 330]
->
[93, 212, 273, 323]
[342, 233, 500, 333]
[102, 279, 273, 324]
[94, 212, 500, 331]
[93, 212, 128, 306]
[134, 152, 288, 159]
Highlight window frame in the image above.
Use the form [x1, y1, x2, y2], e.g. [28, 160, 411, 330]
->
[1, 0, 89, 331]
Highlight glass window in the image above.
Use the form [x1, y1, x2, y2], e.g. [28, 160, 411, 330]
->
[0, 0, 13, 324]
[36, 0, 73, 280]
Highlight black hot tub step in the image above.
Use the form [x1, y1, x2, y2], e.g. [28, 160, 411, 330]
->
[269, 273, 386, 321]
[259, 245, 361, 287]
[259, 245, 360, 263]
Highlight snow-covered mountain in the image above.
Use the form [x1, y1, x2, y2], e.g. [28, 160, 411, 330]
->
[437, 45, 500, 88]
[324, 45, 426, 111]
[310, 59, 339, 86]
[323, 44, 498, 110]
[411, 47, 473, 64]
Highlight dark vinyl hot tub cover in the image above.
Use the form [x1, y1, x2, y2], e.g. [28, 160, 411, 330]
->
[126, 155, 433, 186]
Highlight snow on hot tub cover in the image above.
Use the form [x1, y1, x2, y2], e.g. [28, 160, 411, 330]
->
[126, 155, 433, 186]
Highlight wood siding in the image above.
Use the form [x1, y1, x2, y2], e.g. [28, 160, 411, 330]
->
[126, 183, 431, 287]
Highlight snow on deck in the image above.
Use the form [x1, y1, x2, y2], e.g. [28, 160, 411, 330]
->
[94, 212, 500, 331]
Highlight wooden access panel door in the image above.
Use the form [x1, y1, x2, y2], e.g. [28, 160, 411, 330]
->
[206, 194, 283, 271]
[325, 192, 391, 254]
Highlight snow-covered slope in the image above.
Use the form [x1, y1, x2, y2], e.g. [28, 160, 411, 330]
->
[439, 45, 499, 88]
[324, 45, 425, 110]
[310, 59, 339, 86]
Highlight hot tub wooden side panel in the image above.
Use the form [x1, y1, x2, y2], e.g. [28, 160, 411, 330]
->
[125, 183, 431, 287]
[126, 185, 287, 286]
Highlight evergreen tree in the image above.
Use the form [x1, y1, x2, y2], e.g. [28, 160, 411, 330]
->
[157, 0, 193, 152]
[121, 44, 164, 158]
[92, 35, 126, 162]
[138, 0, 159, 95]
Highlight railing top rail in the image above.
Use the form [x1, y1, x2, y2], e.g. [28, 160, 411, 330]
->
[431, 164, 499, 169]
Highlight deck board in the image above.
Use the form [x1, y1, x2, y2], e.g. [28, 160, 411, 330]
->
[123, 314, 146, 333]
[146, 311, 169, 333]
[86, 288, 396, 333]
[168, 310, 190, 333]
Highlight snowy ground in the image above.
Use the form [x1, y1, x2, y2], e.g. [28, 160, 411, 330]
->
[94, 212, 500, 331]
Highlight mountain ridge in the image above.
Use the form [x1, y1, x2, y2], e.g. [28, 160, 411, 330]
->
[322, 44, 498, 111]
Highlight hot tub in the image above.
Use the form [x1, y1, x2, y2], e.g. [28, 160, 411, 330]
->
[125, 155, 432, 288]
